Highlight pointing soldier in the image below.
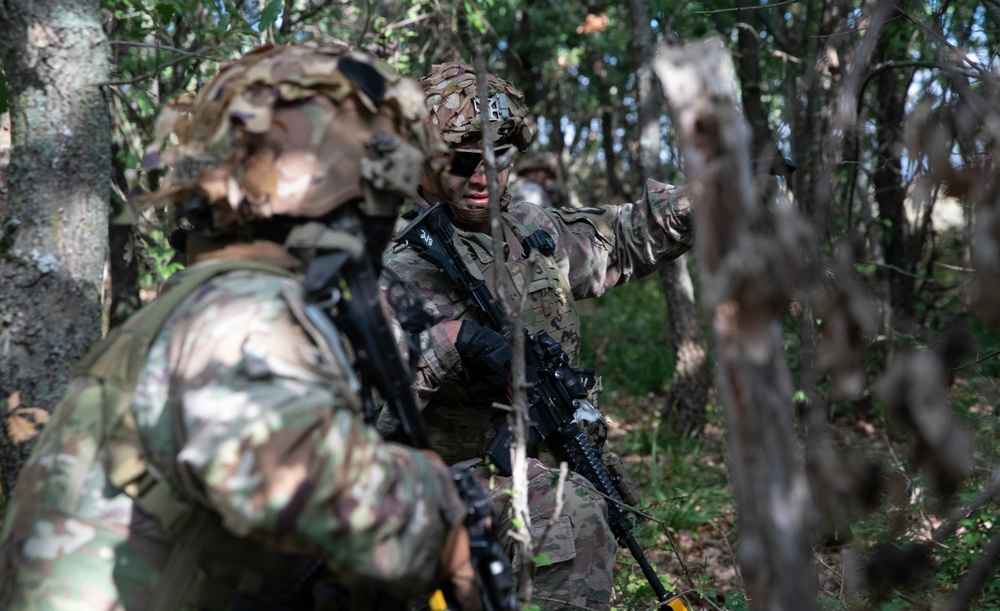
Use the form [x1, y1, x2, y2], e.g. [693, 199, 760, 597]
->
[0, 45, 482, 611]
[379, 62, 694, 610]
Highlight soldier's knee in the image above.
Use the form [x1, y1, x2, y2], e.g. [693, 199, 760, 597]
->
[562, 475, 610, 516]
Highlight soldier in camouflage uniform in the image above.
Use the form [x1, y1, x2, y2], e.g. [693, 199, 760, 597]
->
[508, 152, 565, 209]
[0, 45, 483, 611]
[378, 62, 693, 610]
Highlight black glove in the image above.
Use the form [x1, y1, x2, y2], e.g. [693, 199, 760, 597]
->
[454, 321, 512, 401]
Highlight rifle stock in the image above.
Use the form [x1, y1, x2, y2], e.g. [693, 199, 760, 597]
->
[395, 203, 682, 605]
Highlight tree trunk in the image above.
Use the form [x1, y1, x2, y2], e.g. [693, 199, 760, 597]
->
[871, 32, 914, 324]
[736, 0, 784, 169]
[109, 140, 140, 328]
[629, 0, 660, 179]
[627, 0, 710, 435]
[0, 0, 110, 493]
[657, 38, 817, 611]
[658, 258, 709, 435]
[599, 103, 625, 202]
[0, 112, 9, 214]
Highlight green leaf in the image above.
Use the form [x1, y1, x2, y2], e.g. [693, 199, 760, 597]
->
[259, 0, 282, 32]
[127, 26, 154, 40]
[463, 1, 486, 34]
[532, 552, 552, 566]
[154, 2, 176, 21]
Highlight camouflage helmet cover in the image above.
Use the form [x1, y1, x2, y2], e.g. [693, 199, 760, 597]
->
[143, 44, 444, 233]
[419, 62, 533, 153]
[515, 152, 559, 179]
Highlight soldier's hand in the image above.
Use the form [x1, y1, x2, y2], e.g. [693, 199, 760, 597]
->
[421, 449, 487, 611]
[454, 320, 512, 401]
[435, 522, 483, 611]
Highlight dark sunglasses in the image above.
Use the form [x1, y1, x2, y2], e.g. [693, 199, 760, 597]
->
[447, 148, 515, 178]
[448, 151, 485, 177]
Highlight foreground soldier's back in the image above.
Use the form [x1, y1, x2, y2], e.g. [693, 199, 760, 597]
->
[0, 44, 480, 610]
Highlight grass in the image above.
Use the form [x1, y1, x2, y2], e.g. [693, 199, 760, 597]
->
[578, 275, 678, 400]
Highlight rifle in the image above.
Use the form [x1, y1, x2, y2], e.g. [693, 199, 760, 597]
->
[395, 203, 684, 606]
[302, 248, 517, 611]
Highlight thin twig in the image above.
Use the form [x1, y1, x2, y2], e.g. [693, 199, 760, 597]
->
[104, 52, 205, 87]
[944, 529, 1000, 611]
[714, 517, 743, 587]
[644, 589, 721, 611]
[530, 462, 569, 556]
[813, 550, 842, 597]
[456, 7, 536, 607]
[108, 40, 215, 58]
[951, 349, 1000, 373]
[870, 261, 940, 283]
[692, 0, 797, 15]
[932, 470, 1000, 545]
[383, 11, 435, 32]
[933, 261, 975, 273]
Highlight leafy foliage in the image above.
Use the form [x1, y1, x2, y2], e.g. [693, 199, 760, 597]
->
[579, 276, 676, 399]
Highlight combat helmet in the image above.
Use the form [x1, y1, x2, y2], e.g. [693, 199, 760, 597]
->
[419, 62, 532, 154]
[515, 152, 559, 180]
[417, 62, 533, 227]
[144, 43, 442, 259]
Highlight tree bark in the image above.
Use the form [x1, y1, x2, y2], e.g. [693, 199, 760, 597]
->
[627, 0, 710, 435]
[735, 0, 784, 170]
[657, 258, 709, 435]
[109, 140, 140, 328]
[871, 15, 915, 324]
[657, 38, 817, 610]
[599, 99, 625, 202]
[0, 112, 9, 214]
[0, 0, 110, 491]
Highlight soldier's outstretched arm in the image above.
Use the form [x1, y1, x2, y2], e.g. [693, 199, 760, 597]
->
[509, 179, 693, 299]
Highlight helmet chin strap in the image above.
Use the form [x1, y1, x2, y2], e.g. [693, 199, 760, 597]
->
[421, 174, 512, 230]
[447, 188, 512, 228]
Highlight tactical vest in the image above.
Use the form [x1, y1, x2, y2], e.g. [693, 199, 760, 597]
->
[74, 259, 332, 610]
[417, 212, 587, 464]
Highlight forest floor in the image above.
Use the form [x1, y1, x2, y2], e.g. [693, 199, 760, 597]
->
[602, 368, 1000, 611]
[606, 395, 744, 611]
[604, 394, 897, 611]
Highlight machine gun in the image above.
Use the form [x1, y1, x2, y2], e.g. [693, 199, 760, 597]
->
[302, 248, 517, 611]
[396, 203, 685, 607]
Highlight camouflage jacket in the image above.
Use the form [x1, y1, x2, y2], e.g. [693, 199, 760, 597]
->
[0, 259, 464, 610]
[379, 179, 692, 463]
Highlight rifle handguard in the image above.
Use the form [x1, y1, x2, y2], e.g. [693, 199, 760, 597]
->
[604, 452, 642, 507]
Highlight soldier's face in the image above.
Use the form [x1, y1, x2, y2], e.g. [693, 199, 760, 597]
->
[438, 154, 513, 212]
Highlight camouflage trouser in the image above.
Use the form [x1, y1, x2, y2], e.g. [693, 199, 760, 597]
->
[472, 458, 616, 611]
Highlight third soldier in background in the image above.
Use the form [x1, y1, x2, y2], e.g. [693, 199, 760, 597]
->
[508, 152, 566, 209]
[379, 62, 694, 610]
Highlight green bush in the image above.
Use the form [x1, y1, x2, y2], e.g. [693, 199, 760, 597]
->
[579, 275, 676, 400]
